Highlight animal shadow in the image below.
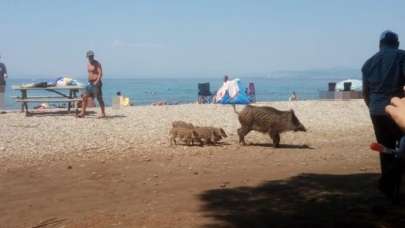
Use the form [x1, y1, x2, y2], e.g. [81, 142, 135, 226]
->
[206, 142, 232, 147]
[248, 143, 314, 149]
[199, 173, 405, 228]
[170, 142, 231, 147]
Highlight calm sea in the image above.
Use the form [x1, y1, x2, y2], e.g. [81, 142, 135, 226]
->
[1, 76, 358, 109]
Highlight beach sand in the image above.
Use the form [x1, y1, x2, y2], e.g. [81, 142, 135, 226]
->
[1, 100, 404, 227]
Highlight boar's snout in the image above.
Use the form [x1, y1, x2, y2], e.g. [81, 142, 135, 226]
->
[290, 111, 306, 132]
[295, 124, 307, 132]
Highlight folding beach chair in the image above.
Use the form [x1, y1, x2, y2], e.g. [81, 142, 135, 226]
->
[343, 82, 352, 91]
[197, 82, 213, 104]
[247, 82, 256, 103]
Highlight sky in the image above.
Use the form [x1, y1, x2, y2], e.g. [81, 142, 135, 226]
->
[1, 0, 405, 78]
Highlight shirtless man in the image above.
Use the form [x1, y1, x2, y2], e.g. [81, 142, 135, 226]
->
[78, 50, 106, 118]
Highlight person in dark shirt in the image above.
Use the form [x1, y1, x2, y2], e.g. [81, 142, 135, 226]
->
[0, 55, 8, 110]
[363, 30, 405, 203]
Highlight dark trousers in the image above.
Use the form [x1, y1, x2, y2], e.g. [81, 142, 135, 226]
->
[371, 115, 403, 201]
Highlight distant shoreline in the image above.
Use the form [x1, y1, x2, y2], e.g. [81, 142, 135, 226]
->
[2, 77, 362, 110]
[1, 98, 365, 113]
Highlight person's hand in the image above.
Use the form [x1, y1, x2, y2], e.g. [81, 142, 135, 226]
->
[385, 97, 405, 131]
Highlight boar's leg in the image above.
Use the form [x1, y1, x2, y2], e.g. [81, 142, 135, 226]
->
[270, 131, 280, 148]
[187, 138, 193, 146]
[238, 126, 251, 145]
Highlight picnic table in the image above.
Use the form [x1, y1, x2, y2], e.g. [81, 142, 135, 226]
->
[12, 85, 85, 116]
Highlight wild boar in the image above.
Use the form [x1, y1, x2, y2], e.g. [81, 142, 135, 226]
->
[172, 121, 194, 129]
[193, 127, 221, 145]
[233, 105, 306, 147]
[210, 127, 227, 143]
[169, 127, 200, 146]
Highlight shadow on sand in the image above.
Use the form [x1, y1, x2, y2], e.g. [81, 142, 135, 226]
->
[248, 143, 314, 149]
[98, 114, 127, 119]
[199, 173, 405, 228]
[26, 111, 127, 119]
[170, 142, 232, 147]
[26, 110, 95, 117]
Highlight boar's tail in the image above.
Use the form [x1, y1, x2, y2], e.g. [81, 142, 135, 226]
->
[232, 104, 239, 115]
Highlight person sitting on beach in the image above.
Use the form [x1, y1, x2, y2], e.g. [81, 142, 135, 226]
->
[152, 100, 168, 106]
[34, 103, 49, 110]
[115, 91, 131, 107]
[362, 30, 405, 203]
[78, 50, 106, 118]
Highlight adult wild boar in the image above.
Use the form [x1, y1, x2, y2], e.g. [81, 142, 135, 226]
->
[233, 105, 306, 147]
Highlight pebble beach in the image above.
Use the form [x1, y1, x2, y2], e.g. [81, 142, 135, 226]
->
[0, 100, 373, 167]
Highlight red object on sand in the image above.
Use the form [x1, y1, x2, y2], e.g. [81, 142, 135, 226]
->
[370, 143, 384, 152]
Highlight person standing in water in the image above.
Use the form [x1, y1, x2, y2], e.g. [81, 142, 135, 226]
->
[78, 50, 106, 118]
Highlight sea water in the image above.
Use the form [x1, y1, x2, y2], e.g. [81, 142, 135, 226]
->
[1, 76, 360, 110]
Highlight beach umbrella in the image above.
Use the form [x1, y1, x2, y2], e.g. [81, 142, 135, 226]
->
[336, 79, 362, 91]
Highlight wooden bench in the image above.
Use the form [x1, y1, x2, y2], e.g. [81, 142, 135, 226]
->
[13, 85, 85, 116]
[15, 98, 83, 116]
[15, 98, 82, 103]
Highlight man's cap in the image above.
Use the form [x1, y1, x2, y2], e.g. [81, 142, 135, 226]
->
[380, 30, 399, 42]
[86, 50, 95, 57]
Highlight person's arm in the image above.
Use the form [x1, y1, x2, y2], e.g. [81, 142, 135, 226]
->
[93, 63, 102, 85]
[362, 64, 369, 107]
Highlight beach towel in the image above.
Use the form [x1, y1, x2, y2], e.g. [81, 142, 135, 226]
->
[217, 79, 250, 104]
[215, 79, 241, 102]
[47, 77, 63, 86]
[219, 91, 250, 104]
[215, 81, 229, 102]
[227, 79, 240, 98]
